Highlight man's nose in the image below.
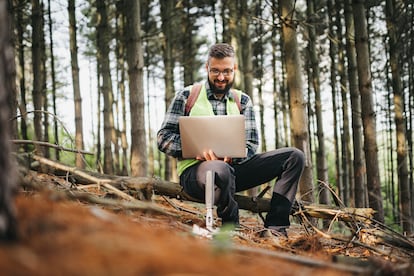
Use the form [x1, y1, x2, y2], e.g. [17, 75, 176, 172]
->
[216, 73, 225, 80]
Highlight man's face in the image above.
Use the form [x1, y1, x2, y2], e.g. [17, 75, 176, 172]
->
[206, 57, 236, 94]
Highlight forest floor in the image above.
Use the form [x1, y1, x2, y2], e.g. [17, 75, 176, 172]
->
[0, 170, 413, 276]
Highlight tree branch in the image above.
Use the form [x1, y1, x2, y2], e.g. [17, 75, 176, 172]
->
[12, 139, 94, 155]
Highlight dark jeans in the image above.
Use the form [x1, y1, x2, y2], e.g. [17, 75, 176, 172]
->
[179, 147, 305, 224]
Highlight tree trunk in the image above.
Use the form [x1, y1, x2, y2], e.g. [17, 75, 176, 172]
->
[31, 0, 45, 155]
[280, 0, 314, 203]
[141, 2, 154, 176]
[385, 71, 398, 224]
[279, 28, 290, 147]
[328, 0, 343, 205]
[211, 1, 219, 43]
[160, 0, 177, 182]
[96, 0, 115, 174]
[114, 1, 123, 175]
[40, 1, 48, 159]
[115, 0, 128, 176]
[224, 1, 238, 48]
[15, 0, 29, 148]
[6, 0, 18, 140]
[0, 0, 18, 240]
[307, 0, 329, 206]
[344, 0, 366, 208]
[226, 1, 241, 88]
[68, 0, 85, 169]
[352, 0, 384, 222]
[385, 0, 412, 234]
[335, 2, 354, 207]
[271, 0, 281, 149]
[125, 0, 148, 177]
[239, 0, 253, 99]
[238, 0, 253, 99]
[180, 1, 196, 87]
[47, 0, 59, 160]
[408, 15, 414, 229]
[254, 0, 266, 153]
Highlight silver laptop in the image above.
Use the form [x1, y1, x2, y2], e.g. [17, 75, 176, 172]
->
[179, 115, 246, 159]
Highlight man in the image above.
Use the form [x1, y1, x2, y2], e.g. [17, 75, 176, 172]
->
[157, 43, 304, 237]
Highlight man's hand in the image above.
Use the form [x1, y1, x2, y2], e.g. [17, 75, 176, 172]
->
[196, 149, 232, 164]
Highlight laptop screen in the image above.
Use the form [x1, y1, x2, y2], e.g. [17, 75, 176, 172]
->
[179, 115, 246, 159]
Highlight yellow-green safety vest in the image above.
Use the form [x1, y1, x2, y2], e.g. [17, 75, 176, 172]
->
[177, 84, 242, 176]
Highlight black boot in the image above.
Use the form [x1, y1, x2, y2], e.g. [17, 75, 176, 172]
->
[264, 193, 292, 228]
[217, 200, 239, 227]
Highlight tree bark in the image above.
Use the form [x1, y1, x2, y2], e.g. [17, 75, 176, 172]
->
[40, 2, 48, 158]
[96, 0, 115, 174]
[31, 0, 45, 155]
[179, 1, 196, 87]
[14, 0, 29, 149]
[344, 0, 366, 208]
[160, 0, 177, 182]
[68, 0, 85, 169]
[6, 0, 18, 140]
[306, 0, 329, 206]
[280, 0, 314, 203]
[238, 0, 253, 99]
[226, 1, 241, 88]
[47, 0, 59, 160]
[125, 0, 148, 177]
[328, 0, 343, 206]
[254, 0, 266, 153]
[271, 0, 281, 149]
[352, 0, 384, 222]
[0, 0, 18, 240]
[385, 0, 412, 234]
[115, 0, 128, 176]
[335, 1, 354, 207]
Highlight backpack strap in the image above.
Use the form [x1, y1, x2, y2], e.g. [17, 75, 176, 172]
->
[184, 83, 242, 115]
[185, 83, 202, 115]
[230, 90, 242, 113]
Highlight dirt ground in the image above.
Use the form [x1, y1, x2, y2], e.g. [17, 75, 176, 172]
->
[0, 171, 412, 276]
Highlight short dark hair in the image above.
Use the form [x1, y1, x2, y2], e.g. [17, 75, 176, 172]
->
[208, 43, 235, 61]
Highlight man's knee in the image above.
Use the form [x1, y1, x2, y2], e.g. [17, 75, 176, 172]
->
[290, 147, 305, 168]
[199, 160, 232, 177]
[197, 160, 235, 205]
[197, 160, 234, 187]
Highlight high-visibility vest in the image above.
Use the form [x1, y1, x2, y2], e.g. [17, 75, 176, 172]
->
[177, 83, 243, 176]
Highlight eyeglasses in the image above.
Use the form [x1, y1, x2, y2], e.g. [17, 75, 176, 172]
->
[209, 68, 234, 77]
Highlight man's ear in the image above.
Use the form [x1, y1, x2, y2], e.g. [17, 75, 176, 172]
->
[234, 63, 238, 71]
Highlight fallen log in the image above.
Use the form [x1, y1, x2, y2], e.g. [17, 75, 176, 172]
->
[297, 204, 375, 224]
[21, 171, 176, 217]
[26, 155, 376, 222]
[26, 154, 271, 212]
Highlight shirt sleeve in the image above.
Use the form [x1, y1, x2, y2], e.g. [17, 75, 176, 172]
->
[240, 93, 259, 158]
[157, 89, 189, 158]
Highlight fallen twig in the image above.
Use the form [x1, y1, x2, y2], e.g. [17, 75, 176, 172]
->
[297, 209, 411, 262]
[12, 139, 94, 155]
[32, 154, 137, 201]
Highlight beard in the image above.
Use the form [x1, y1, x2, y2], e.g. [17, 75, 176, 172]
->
[208, 77, 234, 95]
